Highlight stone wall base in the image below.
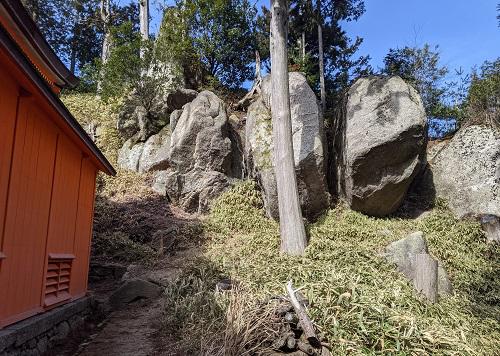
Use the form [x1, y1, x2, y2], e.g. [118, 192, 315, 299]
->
[0, 297, 98, 356]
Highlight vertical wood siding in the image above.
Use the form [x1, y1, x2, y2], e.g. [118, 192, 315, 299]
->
[0, 96, 58, 326]
[0, 62, 100, 328]
[70, 159, 97, 298]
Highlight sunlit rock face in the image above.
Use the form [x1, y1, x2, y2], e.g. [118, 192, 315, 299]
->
[246, 72, 330, 221]
[431, 124, 500, 219]
[153, 91, 241, 213]
[336, 76, 427, 216]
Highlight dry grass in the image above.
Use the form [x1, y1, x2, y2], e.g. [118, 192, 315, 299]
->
[162, 181, 499, 355]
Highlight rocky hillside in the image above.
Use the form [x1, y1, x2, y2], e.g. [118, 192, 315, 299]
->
[61, 73, 499, 354]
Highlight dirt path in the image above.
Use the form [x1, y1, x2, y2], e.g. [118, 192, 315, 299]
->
[63, 244, 202, 356]
[77, 299, 163, 356]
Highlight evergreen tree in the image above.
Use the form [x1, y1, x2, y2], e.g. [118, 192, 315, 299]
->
[286, 0, 371, 112]
[176, 0, 260, 89]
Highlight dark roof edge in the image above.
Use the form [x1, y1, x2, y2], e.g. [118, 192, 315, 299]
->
[1, 0, 79, 89]
[0, 24, 116, 176]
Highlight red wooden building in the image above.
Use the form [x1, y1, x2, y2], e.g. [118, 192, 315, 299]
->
[0, 0, 115, 328]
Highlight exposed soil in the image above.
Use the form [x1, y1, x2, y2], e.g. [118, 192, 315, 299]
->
[50, 181, 204, 356]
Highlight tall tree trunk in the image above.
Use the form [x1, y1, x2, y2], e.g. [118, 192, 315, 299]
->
[301, 31, 306, 62]
[98, 0, 111, 94]
[139, 0, 149, 59]
[316, 0, 326, 113]
[270, 0, 307, 255]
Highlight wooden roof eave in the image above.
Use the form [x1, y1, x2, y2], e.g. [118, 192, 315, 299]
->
[0, 25, 116, 176]
[0, 0, 79, 89]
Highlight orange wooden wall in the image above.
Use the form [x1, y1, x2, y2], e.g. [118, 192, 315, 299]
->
[0, 54, 98, 328]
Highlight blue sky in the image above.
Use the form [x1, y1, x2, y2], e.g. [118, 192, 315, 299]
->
[133, 0, 499, 80]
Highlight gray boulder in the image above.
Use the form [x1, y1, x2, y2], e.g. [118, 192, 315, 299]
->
[153, 91, 240, 213]
[169, 90, 233, 173]
[337, 76, 427, 216]
[117, 127, 171, 173]
[108, 279, 162, 309]
[160, 169, 233, 213]
[430, 125, 500, 219]
[117, 138, 144, 172]
[117, 88, 197, 143]
[246, 72, 330, 220]
[383, 231, 452, 297]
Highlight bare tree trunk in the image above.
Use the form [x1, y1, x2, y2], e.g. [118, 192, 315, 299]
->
[100, 0, 111, 64]
[98, 0, 111, 94]
[301, 32, 306, 62]
[70, 44, 77, 74]
[139, 0, 149, 59]
[316, 0, 326, 113]
[270, 0, 307, 255]
[236, 51, 262, 109]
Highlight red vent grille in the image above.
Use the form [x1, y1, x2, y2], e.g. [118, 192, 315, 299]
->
[44, 255, 73, 307]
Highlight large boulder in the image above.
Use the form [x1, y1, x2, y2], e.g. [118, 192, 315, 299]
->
[430, 125, 500, 218]
[337, 76, 427, 216]
[246, 72, 330, 220]
[117, 126, 171, 173]
[117, 88, 197, 143]
[153, 91, 240, 213]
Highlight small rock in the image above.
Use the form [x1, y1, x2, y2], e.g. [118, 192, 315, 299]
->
[109, 279, 162, 309]
[36, 337, 48, 355]
[284, 312, 298, 324]
[54, 321, 70, 342]
[480, 214, 500, 243]
[383, 231, 428, 280]
[383, 231, 453, 297]
[216, 278, 235, 292]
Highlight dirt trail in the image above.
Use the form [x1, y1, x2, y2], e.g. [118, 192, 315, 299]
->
[57, 183, 204, 356]
[77, 300, 163, 356]
[67, 245, 202, 356]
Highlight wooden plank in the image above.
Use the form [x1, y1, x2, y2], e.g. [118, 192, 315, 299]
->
[0, 97, 58, 326]
[70, 158, 97, 297]
[0, 65, 19, 252]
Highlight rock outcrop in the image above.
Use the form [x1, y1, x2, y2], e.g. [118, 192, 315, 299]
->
[117, 88, 197, 172]
[430, 125, 500, 219]
[117, 88, 197, 143]
[153, 91, 240, 213]
[336, 76, 427, 216]
[246, 72, 330, 220]
[117, 126, 171, 173]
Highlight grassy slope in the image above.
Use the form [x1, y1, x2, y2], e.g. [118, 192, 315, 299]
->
[167, 182, 499, 355]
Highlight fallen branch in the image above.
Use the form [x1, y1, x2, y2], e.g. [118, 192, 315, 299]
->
[286, 281, 320, 348]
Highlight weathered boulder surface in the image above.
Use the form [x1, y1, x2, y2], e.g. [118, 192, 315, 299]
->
[117, 126, 171, 173]
[337, 76, 427, 216]
[153, 91, 240, 213]
[480, 215, 500, 243]
[430, 125, 500, 219]
[117, 88, 197, 143]
[382, 231, 453, 297]
[117, 88, 198, 172]
[246, 72, 330, 220]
